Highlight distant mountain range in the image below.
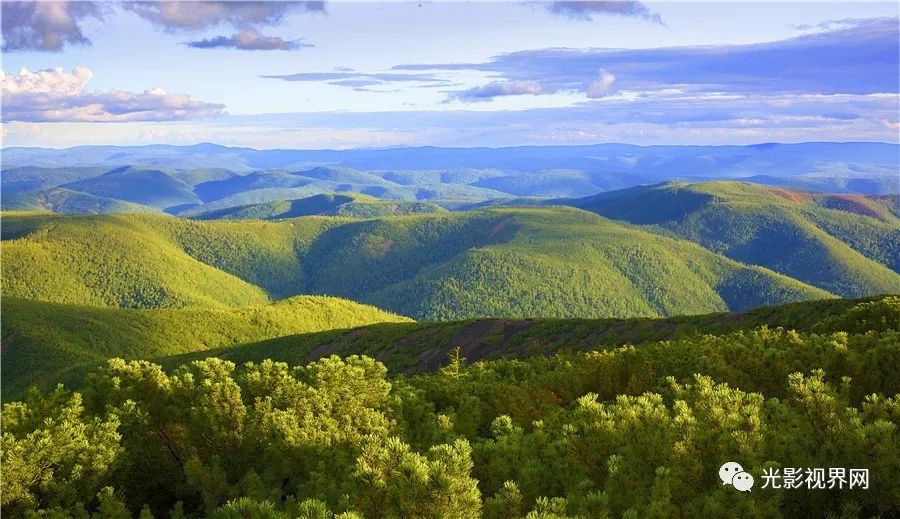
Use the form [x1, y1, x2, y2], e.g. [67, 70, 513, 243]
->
[2, 142, 898, 216]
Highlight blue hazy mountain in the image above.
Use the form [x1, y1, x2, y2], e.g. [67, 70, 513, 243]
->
[2, 142, 897, 214]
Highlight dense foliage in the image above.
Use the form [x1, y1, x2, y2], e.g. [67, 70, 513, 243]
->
[4, 319, 898, 518]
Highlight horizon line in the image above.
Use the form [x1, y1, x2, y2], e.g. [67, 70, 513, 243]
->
[3, 140, 899, 153]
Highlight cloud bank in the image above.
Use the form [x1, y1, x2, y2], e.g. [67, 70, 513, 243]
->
[398, 17, 899, 98]
[2, 67, 225, 122]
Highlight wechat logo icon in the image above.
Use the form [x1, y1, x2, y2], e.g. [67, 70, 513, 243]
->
[720, 461, 755, 492]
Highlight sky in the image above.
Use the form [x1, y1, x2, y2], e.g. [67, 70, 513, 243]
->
[1, 1, 898, 149]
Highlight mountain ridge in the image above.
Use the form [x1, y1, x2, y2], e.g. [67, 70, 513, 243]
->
[4, 143, 897, 215]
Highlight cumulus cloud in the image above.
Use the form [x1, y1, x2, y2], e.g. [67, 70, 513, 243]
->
[453, 80, 544, 102]
[547, 1, 663, 24]
[1, 1, 105, 51]
[585, 69, 615, 98]
[185, 28, 310, 50]
[2, 67, 225, 122]
[1, 65, 93, 95]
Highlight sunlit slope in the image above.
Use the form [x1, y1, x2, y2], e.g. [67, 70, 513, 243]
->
[1, 213, 271, 308]
[1, 207, 832, 319]
[0, 296, 411, 396]
[570, 181, 900, 297]
[191, 192, 447, 220]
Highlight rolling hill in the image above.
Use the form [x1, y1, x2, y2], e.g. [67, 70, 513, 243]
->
[568, 181, 900, 297]
[0, 296, 411, 397]
[1, 208, 832, 320]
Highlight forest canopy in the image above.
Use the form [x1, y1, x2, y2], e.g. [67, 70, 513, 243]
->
[4, 308, 898, 518]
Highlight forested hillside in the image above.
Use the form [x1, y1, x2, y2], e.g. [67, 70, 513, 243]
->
[569, 181, 900, 297]
[1, 208, 833, 320]
[3, 296, 898, 518]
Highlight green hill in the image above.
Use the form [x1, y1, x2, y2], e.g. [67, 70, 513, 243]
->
[191, 192, 447, 220]
[1, 213, 272, 308]
[1, 208, 831, 319]
[568, 181, 900, 297]
[0, 295, 411, 397]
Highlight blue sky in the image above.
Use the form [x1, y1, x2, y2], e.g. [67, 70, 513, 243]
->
[2, 1, 898, 148]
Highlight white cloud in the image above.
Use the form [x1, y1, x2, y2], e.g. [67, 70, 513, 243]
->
[2, 67, 225, 122]
[1, 66, 92, 95]
[586, 69, 616, 98]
